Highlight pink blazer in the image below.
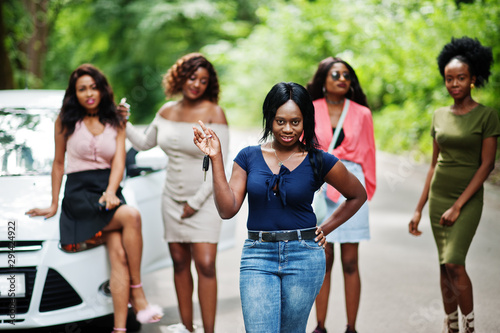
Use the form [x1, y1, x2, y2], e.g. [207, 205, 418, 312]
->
[314, 98, 376, 202]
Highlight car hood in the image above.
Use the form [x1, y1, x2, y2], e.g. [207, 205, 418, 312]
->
[0, 175, 60, 241]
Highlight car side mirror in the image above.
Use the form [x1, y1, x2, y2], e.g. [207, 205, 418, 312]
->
[125, 147, 167, 178]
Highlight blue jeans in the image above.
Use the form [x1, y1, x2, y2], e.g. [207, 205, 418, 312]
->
[239, 233, 325, 332]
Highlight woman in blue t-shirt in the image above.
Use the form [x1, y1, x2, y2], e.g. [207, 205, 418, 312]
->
[193, 82, 367, 332]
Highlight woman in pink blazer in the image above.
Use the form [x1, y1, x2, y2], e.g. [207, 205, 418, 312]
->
[307, 57, 376, 333]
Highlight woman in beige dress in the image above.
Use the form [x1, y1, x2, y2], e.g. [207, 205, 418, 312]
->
[125, 53, 229, 333]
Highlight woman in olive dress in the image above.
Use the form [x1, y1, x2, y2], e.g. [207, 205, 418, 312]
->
[409, 37, 500, 333]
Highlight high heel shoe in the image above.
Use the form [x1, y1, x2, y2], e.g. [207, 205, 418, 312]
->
[345, 324, 357, 333]
[312, 325, 327, 333]
[112, 328, 126, 333]
[442, 310, 459, 333]
[130, 283, 164, 324]
[462, 311, 475, 333]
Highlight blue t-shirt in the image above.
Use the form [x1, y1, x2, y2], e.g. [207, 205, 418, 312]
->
[234, 145, 338, 231]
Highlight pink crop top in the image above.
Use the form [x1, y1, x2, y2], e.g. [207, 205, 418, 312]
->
[65, 121, 117, 174]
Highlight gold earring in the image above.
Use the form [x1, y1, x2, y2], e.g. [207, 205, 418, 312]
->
[470, 83, 475, 90]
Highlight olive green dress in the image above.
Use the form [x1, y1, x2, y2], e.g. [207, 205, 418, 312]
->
[429, 104, 500, 265]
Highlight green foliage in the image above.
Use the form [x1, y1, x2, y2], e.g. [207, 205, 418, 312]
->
[202, 0, 500, 157]
[4, 0, 500, 157]
[40, 0, 264, 123]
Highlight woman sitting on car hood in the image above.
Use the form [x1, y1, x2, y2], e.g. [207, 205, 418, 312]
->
[26, 64, 163, 332]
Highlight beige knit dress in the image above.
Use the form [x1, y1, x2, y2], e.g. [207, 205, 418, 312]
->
[126, 114, 229, 243]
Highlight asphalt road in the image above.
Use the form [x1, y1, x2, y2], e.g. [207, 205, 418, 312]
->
[138, 128, 500, 333]
[21, 128, 500, 333]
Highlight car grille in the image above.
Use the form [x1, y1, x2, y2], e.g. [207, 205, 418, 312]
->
[39, 268, 82, 312]
[0, 241, 43, 253]
[0, 267, 36, 315]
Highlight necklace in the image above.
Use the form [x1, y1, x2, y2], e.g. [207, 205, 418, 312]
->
[271, 142, 296, 167]
[86, 112, 99, 117]
[325, 97, 344, 105]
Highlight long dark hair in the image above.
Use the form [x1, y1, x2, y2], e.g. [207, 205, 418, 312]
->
[260, 82, 323, 180]
[162, 53, 220, 103]
[306, 56, 369, 108]
[60, 64, 120, 138]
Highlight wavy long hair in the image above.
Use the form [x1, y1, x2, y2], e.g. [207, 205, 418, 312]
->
[162, 53, 220, 103]
[60, 64, 120, 138]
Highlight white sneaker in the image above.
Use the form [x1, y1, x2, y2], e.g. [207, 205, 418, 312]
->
[166, 323, 197, 333]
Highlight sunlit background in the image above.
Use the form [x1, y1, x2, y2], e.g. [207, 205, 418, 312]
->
[2, 0, 499, 160]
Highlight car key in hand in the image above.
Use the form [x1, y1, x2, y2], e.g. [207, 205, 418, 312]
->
[203, 155, 210, 181]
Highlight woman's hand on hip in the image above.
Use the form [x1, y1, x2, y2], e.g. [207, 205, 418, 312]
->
[315, 226, 327, 248]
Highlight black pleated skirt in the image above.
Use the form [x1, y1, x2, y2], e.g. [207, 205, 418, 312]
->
[60, 169, 125, 245]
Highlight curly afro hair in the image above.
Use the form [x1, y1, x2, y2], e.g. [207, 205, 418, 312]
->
[437, 36, 493, 88]
[162, 53, 220, 103]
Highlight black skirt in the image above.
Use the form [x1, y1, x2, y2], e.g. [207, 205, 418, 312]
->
[60, 169, 126, 245]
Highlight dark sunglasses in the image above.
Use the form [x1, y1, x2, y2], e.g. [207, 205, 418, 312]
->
[331, 71, 352, 81]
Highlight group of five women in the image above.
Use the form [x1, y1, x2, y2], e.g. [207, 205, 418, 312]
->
[27, 36, 498, 333]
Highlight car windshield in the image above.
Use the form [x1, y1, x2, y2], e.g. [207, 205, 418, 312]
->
[0, 108, 57, 176]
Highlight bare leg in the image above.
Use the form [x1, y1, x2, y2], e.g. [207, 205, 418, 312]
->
[103, 205, 159, 319]
[169, 242, 195, 332]
[314, 242, 334, 331]
[440, 264, 459, 315]
[443, 263, 474, 332]
[340, 243, 360, 331]
[104, 231, 130, 330]
[192, 243, 218, 333]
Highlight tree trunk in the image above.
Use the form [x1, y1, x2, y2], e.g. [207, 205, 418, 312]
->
[0, 0, 14, 89]
[22, 0, 49, 88]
